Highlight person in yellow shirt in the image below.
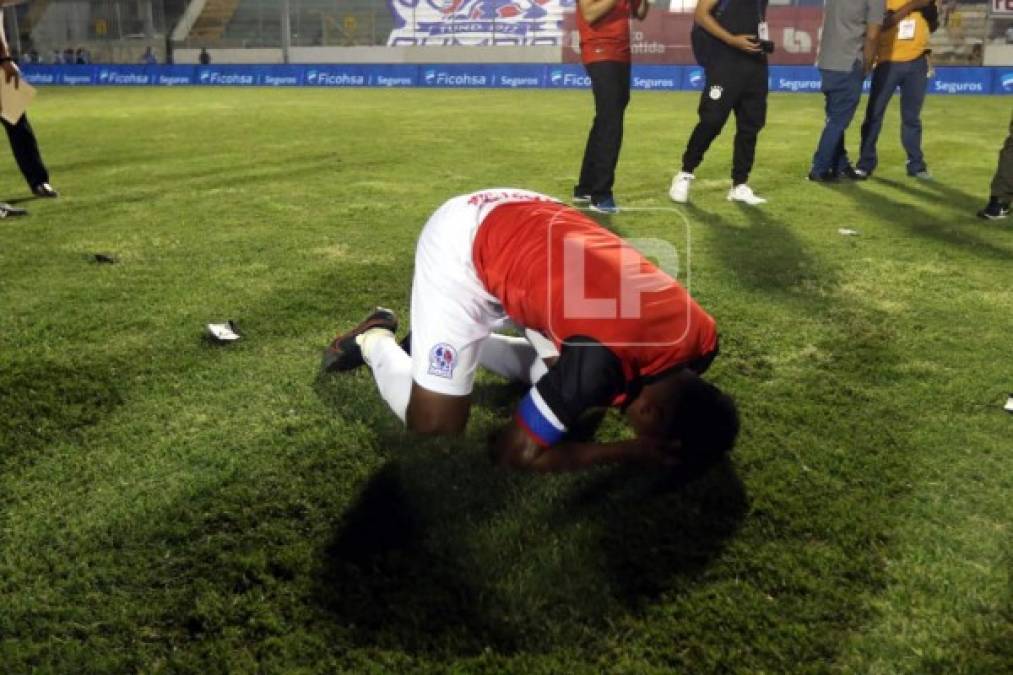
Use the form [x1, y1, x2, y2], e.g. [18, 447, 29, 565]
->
[855, 0, 937, 179]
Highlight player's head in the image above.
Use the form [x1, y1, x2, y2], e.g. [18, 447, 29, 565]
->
[625, 369, 739, 475]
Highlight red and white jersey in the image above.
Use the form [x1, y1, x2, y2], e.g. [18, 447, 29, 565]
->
[472, 196, 718, 395]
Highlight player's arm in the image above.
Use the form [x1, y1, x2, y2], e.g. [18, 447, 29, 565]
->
[579, 0, 621, 25]
[491, 422, 673, 472]
[863, 0, 885, 72]
[694, 0, 761, 54]
[0, 8, 17, 89]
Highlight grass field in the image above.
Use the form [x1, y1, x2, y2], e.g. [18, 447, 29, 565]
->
[0, 87, 1010, 673]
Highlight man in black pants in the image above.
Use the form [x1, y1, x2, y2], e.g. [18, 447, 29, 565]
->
[573, 0, 649, 214]
[670, 0, 769, 206]
[0, 5, 57, 215]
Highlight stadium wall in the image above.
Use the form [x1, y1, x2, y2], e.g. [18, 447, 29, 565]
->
[19, 63, 1013, 95]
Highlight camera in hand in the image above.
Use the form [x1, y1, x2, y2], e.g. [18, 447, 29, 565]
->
[756, 39, 775, 54]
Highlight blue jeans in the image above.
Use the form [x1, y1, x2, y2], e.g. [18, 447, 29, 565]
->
[857, 56, 928, 175]
[812, 61, 866, 174]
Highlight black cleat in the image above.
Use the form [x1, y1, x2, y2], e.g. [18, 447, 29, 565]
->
[0, 202, 28, 217]
[977, 197, 1010, 220]
[839, 165, 869, 181]
[807, 169, 839, 183]
[32, 182, 58, 198]
[321, 307, 398, 373]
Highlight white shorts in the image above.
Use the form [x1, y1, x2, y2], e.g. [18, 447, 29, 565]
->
[409, 189, 551, 396]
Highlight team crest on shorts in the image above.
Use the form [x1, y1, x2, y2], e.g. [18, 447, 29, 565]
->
[428, 343, 457, 379]
[709, 85, 723, 101]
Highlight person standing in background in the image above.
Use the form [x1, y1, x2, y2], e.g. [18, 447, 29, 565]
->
[977, 113, 1012, 220]
[808, 0, 885, 182]
[572, 0, 649, 214]
[0, 8, 58, 200]
[855, 0, 937, 180]
[669, 0, 772, 205]
[199, 48, 211, 65]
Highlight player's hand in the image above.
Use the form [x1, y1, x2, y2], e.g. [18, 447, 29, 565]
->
[488, 424, 542, 469]
[728, 35, 762, 54]
[2, 60, 20, 89]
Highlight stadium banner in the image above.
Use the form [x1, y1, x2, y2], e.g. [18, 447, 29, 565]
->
[18, 64, 1013, 94]
[386, 0, 572, 47]
[993, 68, 1013, 94]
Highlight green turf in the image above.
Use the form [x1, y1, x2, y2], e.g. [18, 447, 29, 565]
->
[0, 87, 1010, 673]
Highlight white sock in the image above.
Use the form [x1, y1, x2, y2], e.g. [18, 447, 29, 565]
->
[357, 329, 411, 423]
[478, 333, 548, 385]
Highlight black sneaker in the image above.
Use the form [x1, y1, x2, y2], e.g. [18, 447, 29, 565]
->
[839, 165, 869, 181]
[32, 182, 58, 198]
[321, 307, 399, 373]
[977, 197, 1010, 220]
[572, 190, 591, 205]
[807, 169, 838, 183]
[0, 202, 28, 217]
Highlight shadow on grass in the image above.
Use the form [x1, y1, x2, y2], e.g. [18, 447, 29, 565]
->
[0, 359, 124, 472]
[870, 175, 983, 216]
[837, 181, 1013, 261]
[315, 455, 746, 654]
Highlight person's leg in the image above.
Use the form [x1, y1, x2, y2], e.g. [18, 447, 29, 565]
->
[575, 63, 601, 198]
[580, 61, 629, 202]
[3, 114, 50, 188]
[812, 63, 864, 174]
[857, 61, 900, 175]
[989, 116, 1013, 201]
[730, 64, 768, 186]
[681, 63, 736, 175]
[899, 56, 929, 175]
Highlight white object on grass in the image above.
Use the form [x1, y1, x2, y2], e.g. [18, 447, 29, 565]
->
[838, 228, 860, 236]
[206, 322, 240, 342]
[1004, 394, 1013, 413]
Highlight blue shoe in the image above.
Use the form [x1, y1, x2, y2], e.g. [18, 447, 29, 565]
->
[590, 197, 619, 214]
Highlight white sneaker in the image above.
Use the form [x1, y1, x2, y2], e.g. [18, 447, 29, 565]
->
[669, 171, 694, 203]
[727, 184, 767, 205]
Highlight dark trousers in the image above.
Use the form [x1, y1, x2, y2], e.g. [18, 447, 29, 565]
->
[812, 60, 865, 174]
[681, 58, 767, 185]
[991, 112, 1013, 201]
[576, 60, 630, 201]
[3, 114, 49, 188]
[857, 56, 929, 175]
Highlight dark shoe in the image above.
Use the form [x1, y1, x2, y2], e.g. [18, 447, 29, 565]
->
[321, 307, 399, 372]
[840, 165, 869, 181]
[977, 197, 1010, 220]
[572, 190, 591, 205]
[32, 182, 58, 198]
[807, 169, 838, 183]
[589, 196, 619, 214]
[0, 202, 28, 217]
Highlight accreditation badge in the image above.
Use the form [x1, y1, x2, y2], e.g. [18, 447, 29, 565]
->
[897, 17, 917, 40]
[757, 21, 770, 41]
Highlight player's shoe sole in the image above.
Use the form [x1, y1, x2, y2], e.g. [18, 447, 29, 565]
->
[321, 307, 399, 373]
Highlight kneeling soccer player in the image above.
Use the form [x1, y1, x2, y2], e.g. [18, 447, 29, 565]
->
[323, 189, 739, 473]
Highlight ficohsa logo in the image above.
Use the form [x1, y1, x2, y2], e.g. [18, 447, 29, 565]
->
[424, 69, 436, 84]
[688, 68, 704, 87]
[99, 70, 110, 82]
[199, 70, 211, 83]
[550, 69, 563, 85]
[1003, 73, 1013, 92]
[306, 70, 318, 84]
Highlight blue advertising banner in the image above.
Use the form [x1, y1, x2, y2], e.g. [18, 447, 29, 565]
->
[631, 65, 683, 91]
[17, 64, 1013, 95]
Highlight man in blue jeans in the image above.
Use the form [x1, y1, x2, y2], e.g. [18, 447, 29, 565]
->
[856, 0, 936, 179]
[809, 0, 885, 182]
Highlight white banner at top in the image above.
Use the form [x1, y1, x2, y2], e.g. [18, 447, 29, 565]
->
[387, 0, 574, 46]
